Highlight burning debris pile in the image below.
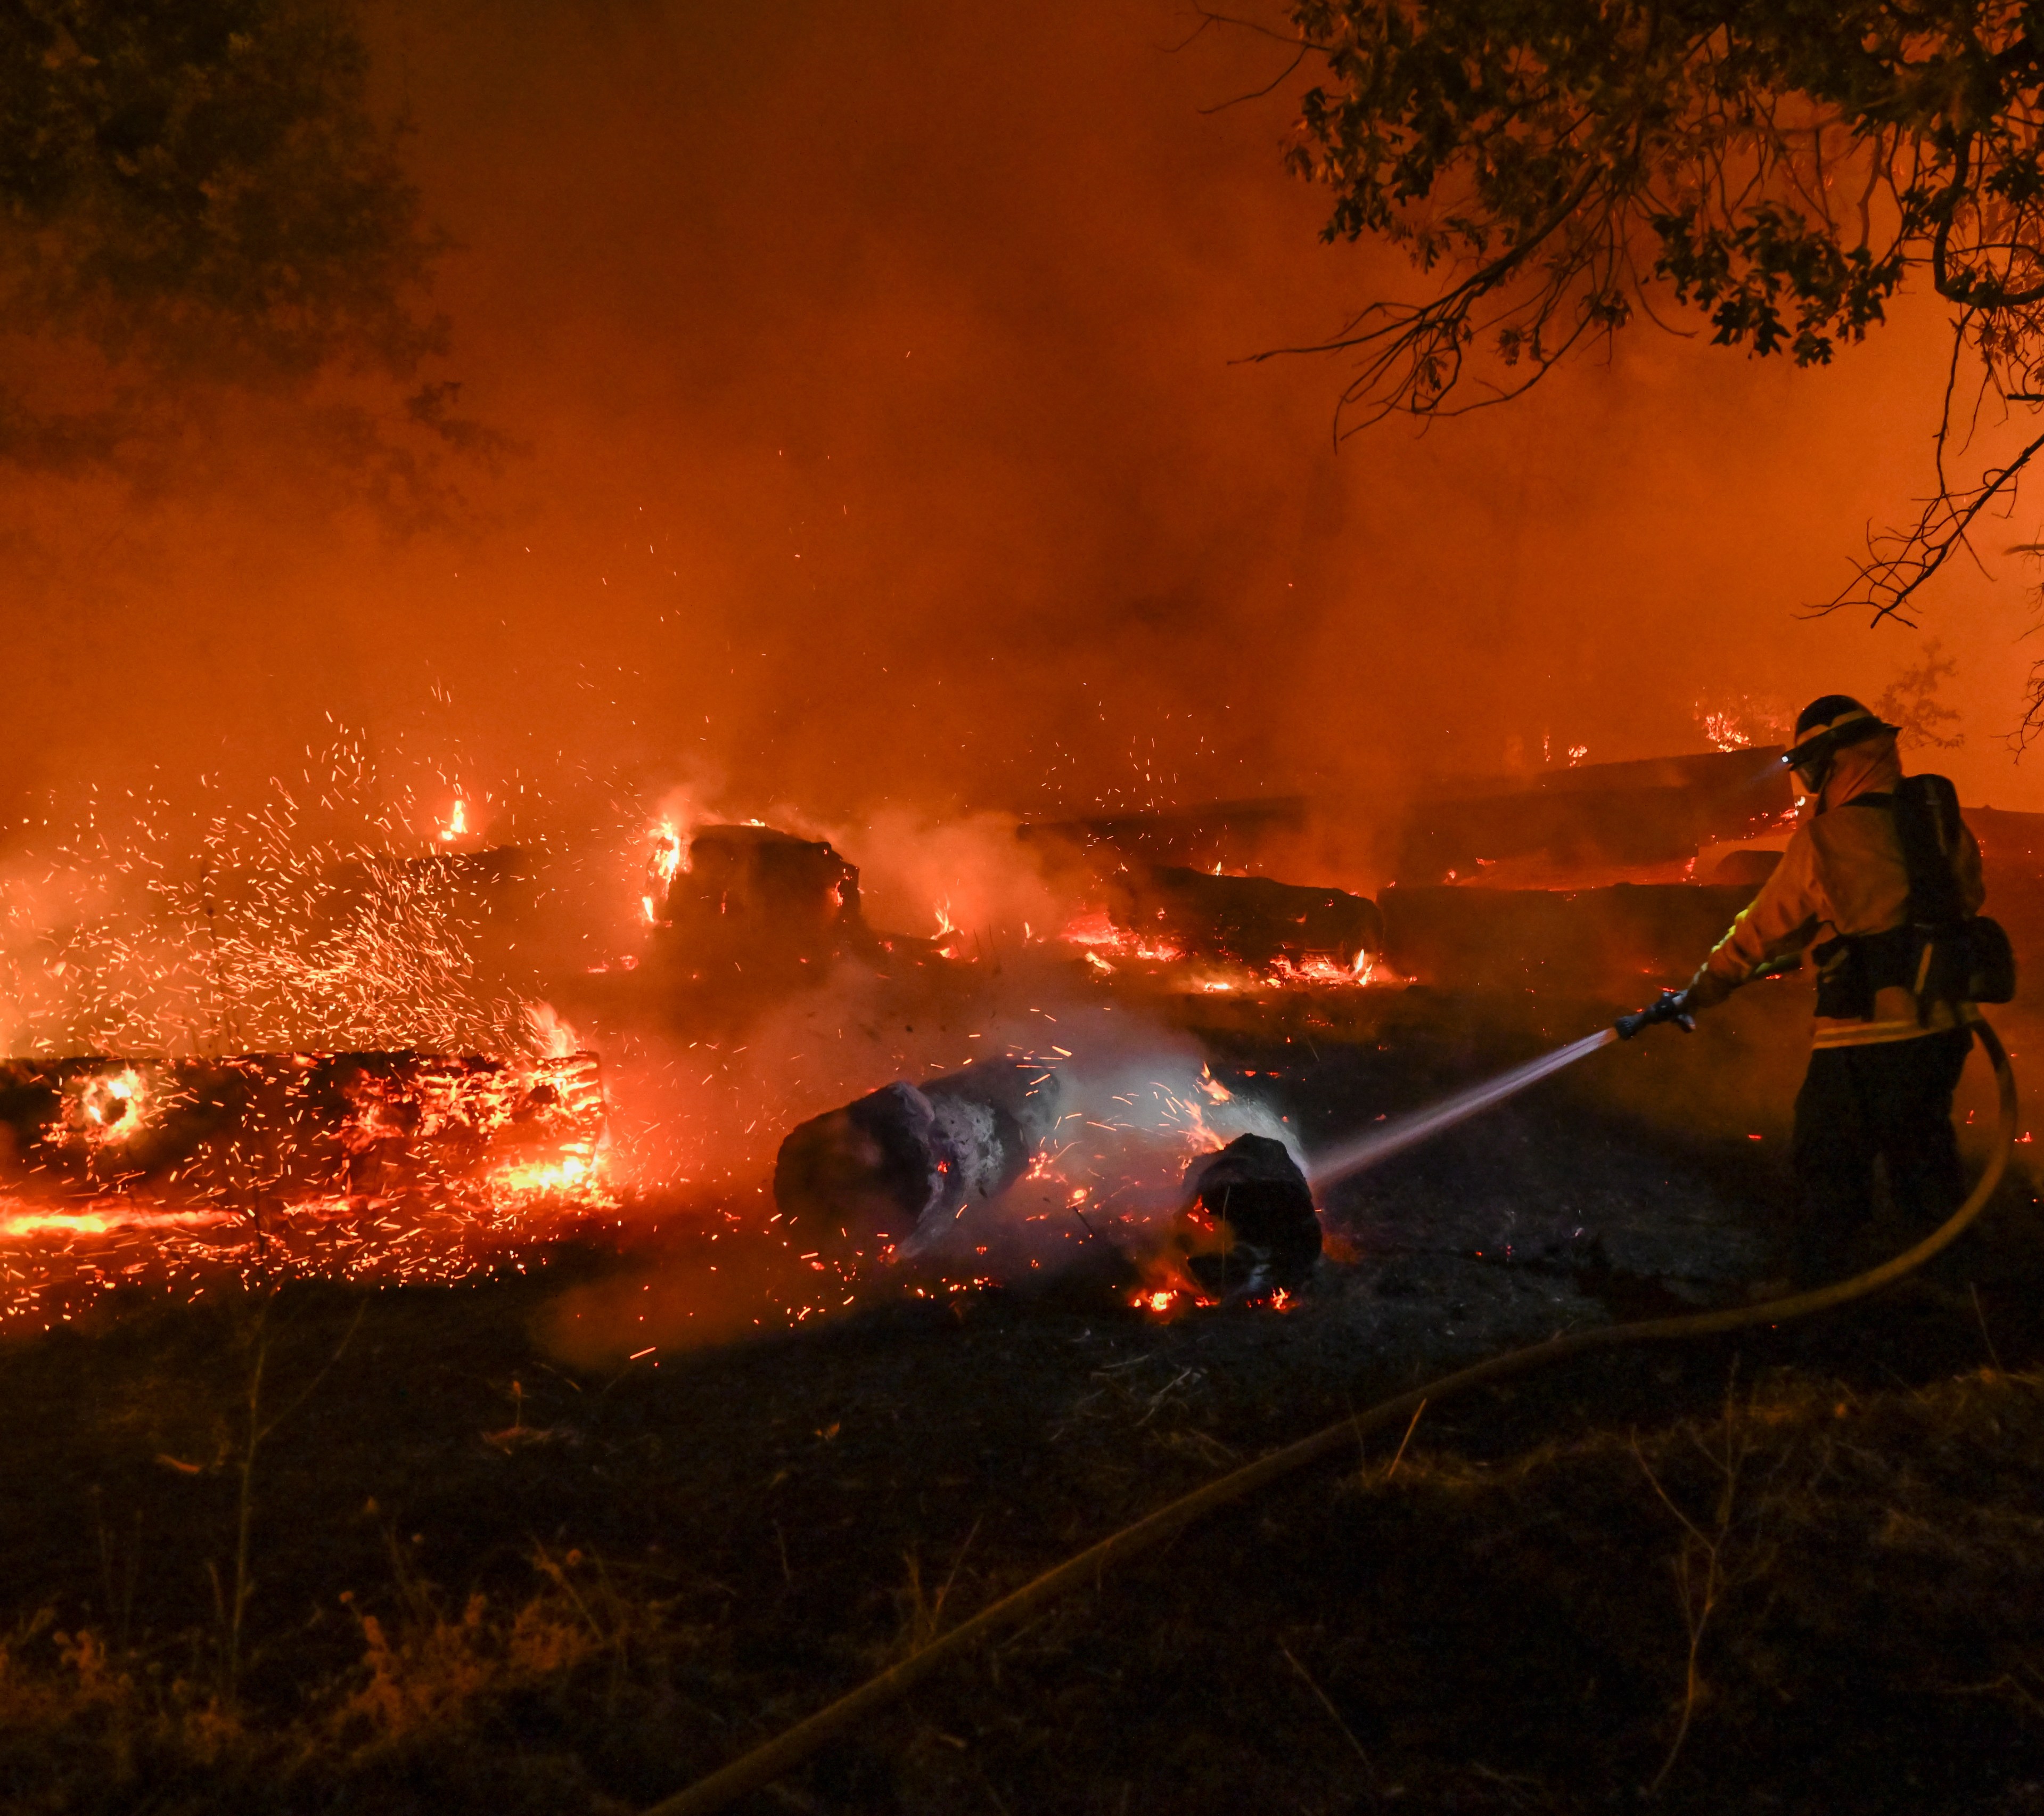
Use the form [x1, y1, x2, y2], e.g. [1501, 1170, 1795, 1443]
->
[1103, 864, 1383, 981]
[629, 803, 1392, 997]
[1012, 798, 1389, 988]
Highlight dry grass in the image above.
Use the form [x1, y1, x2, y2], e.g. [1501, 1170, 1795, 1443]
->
[8, 1263, 2044, 1814]
[0, 1545, 696, 1796]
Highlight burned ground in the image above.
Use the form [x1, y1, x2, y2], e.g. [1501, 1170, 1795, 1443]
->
[4, 989, 2043, 1815]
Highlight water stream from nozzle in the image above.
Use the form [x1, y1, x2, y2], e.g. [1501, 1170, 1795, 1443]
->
[1306, 1027, 1619, 1191]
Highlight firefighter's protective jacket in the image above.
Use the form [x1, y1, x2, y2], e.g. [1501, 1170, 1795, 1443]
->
[1686, 734, 1984, 1047]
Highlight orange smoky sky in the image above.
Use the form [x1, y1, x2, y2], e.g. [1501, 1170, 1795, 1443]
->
[6, 0, 2044, 852]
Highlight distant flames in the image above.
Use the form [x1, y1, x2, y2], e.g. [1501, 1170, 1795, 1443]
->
[1053, 905, 1386, 991]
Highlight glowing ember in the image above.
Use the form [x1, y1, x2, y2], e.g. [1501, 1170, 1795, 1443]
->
[1056, 908, 1184, 964]
[55, 1066, 157, 1148]
[2, 1051, 606, 1211]
[438, 798, 470, 842]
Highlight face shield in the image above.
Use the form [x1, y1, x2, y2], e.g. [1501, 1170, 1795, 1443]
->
[1780, 713, 1893, 798]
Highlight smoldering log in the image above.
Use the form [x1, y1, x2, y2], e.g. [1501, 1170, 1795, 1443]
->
[1396, 747, 1793, 882]
[1109, 864, 1383, 970]
[1176, 1133, 1320, 1296]
[772, 1059, 1065, 1243]
[650, 823, 866, 974]
[0, 1052, 604, 1206]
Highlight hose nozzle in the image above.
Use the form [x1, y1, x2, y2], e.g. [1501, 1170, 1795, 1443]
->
[1615, 988, 1695, 1040]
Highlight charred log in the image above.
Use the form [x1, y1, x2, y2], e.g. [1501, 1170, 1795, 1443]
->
[1176, 1133, 1320, 1296]
[772, 1060, 1065, 1243]
[1109, 864, 1382, 971]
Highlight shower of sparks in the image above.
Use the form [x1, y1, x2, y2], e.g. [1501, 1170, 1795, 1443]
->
[1, 740, 538, 1058]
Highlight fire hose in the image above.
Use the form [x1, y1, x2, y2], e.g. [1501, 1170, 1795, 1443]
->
[643, 1007, 2018, 1816]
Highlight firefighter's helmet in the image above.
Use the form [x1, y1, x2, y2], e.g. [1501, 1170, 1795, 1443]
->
[1783, 696, 1897, 788]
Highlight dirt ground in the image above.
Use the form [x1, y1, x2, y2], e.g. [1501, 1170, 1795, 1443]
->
[5, 987, 2044, 1814]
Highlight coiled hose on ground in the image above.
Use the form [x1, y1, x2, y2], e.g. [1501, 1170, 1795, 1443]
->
[644, 1009, 2020, 1816]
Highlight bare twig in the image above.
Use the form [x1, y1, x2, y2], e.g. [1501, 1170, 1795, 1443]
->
[1383, 1397, 1427, 1482]
[1280, 1640, 1375, 1773]
[1631, 1392, 1754, 1797]
[1820, 427, 2044, 629]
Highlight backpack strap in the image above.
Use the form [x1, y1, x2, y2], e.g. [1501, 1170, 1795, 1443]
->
[1891, 774, 1966, 927]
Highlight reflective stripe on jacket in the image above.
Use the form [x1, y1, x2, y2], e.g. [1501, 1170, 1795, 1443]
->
[1687, 735, 1984, 1047]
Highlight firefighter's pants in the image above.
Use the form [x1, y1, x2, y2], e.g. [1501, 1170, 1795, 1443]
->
[1788, 1027, 1971, 1288]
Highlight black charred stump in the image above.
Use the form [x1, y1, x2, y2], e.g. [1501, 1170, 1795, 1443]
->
[1179, 1134, 1320, 1296]
[1110, 864, 1383, 972]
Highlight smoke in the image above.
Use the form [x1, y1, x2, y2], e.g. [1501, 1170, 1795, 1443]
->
[832, 808, 1067, 946]
[4, 0, 2041, 871]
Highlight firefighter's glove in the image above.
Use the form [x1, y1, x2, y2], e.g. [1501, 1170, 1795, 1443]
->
[1681, 966, 1736, 1012]
[1614, 987, 1697, 1040]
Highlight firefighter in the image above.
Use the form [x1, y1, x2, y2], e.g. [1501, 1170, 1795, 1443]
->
[1674, 696, 1985, 1289]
